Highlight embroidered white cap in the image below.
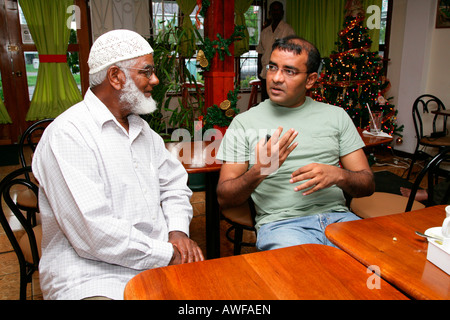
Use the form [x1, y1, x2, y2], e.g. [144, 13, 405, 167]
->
[88, 29, 154, 74]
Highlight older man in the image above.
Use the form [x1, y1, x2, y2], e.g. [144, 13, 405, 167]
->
[217, 36, 374, 251]
[32, 29, 203, 300]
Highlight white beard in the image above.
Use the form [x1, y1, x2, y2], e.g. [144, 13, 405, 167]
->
[119, 78, 157, 115]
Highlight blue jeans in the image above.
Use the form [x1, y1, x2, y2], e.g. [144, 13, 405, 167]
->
[256, 211, 360, 251]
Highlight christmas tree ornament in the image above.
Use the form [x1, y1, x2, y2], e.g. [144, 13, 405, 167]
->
[196, 50, 209, 68]
[219, 100, 231, 110]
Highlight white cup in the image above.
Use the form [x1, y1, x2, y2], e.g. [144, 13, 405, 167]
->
[443, 218, 450, 238]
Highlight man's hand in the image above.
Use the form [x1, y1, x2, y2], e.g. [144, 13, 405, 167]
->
[290, 163, 343, 195]
[255, 126, 298, 176]
[168, 231, 204, 265]
[289, 149, 375, 198]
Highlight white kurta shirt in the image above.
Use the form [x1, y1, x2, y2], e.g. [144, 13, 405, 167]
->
[32, 89, 193, 300]
[256, 20, 296, 79]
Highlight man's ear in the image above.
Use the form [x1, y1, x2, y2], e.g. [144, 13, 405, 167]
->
[306, 72, 318, 90]
[107, 66, 126, 91]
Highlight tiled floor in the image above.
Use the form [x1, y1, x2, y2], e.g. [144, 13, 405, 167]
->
[0, 146, 420, 300]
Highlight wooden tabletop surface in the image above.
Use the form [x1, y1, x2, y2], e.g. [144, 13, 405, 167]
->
[124, 244, 407, 300]
[326, 205, 450, 300]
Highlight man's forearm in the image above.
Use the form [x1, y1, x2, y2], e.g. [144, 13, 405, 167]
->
[217, 165, 265, 209]
[337, 169, 375, 198]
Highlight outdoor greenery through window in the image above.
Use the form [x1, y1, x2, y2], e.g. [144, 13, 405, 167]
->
[151, 0, 262, 91]
[378, 0, 389, 58]
[238, 5, 262, 90]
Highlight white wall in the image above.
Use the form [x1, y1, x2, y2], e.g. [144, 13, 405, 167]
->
[388, 0, 450, 154]
[426, 29, 450, 105]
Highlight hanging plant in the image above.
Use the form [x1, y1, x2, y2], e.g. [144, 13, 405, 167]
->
[194, 25, 245, 71]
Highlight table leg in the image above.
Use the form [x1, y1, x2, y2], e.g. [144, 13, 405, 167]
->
[205, 171, 220, 259]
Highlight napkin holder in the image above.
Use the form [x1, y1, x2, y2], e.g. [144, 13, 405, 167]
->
[362, 130, 392, 138]
[427, 239, 450, 275]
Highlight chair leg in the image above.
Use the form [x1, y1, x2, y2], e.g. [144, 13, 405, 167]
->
[233, 226, 244, 255]
[407, 153, 418, 180]
[19, 267, 27, 300]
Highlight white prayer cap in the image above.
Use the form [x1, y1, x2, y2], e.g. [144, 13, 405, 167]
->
[88, 29, 154, 74]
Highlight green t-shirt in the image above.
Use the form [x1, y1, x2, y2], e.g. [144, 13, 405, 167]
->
[217, 97, 365, 230]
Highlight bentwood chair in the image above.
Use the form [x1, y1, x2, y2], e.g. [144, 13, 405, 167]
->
[0, 167, 41, 300]
[19, 118, 54, 168]
[407, 95, 450, 180]
[351, 147, 450, 218]
[16, 119, 53, 225]
[220, 198, 257, 255]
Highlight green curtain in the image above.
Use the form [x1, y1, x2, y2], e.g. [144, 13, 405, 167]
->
[176, 0, 197, 57]
[362, 0, 381, 52]
[234, 0, 253, 57]
[0, 98, 12, 124]
[19, 0, 82, 121]
[286, 0, 381, 58]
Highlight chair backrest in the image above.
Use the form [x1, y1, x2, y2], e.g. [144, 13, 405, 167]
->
[0, 167, 40, 270]
[412, 94, 447, 141]
[406, 146, 450, 211]
[19, 118, 54, 168]
[18, 119, 53, 181]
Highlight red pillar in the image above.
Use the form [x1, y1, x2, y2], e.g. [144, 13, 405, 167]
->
[203, 0, 235, 113]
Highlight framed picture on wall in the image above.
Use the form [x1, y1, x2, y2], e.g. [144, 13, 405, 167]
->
[436, 0, 450, 28]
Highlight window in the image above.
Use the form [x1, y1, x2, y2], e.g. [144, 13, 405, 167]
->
[150, 1, 262, 91]
[379, 0, 388, 46]
[378, 0, 392, 72]
[151, 0, 204, 84]
[237, 4, 262, 90]
[151, 0, 180, 36]
[18, 3, 82, 100]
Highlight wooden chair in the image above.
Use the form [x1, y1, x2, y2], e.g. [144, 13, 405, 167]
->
[220, 198, 257, 255]
[407, 95, 450, 180]
[0, 167, 41, 300]
[16, 119, 53, 225]
[247, 79, 261, 110]
[351, 146, 450, 218]
[181, 82, 204, 111]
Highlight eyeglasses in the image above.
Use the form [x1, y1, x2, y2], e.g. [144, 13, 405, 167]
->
[266, 64, 308, 77]
[122, 66, 157, 79]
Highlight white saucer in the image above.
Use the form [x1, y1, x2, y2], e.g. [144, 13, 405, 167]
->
[425, 227, 450, 252]
[425, 227, 444, 241]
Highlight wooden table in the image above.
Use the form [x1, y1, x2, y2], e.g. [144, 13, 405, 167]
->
[166, 141, 222, 259]
[325, 205, 450, 299]
[124, 244, 407, 300]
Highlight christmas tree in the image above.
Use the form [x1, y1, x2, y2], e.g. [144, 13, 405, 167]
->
[309, 0, 403, 136]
